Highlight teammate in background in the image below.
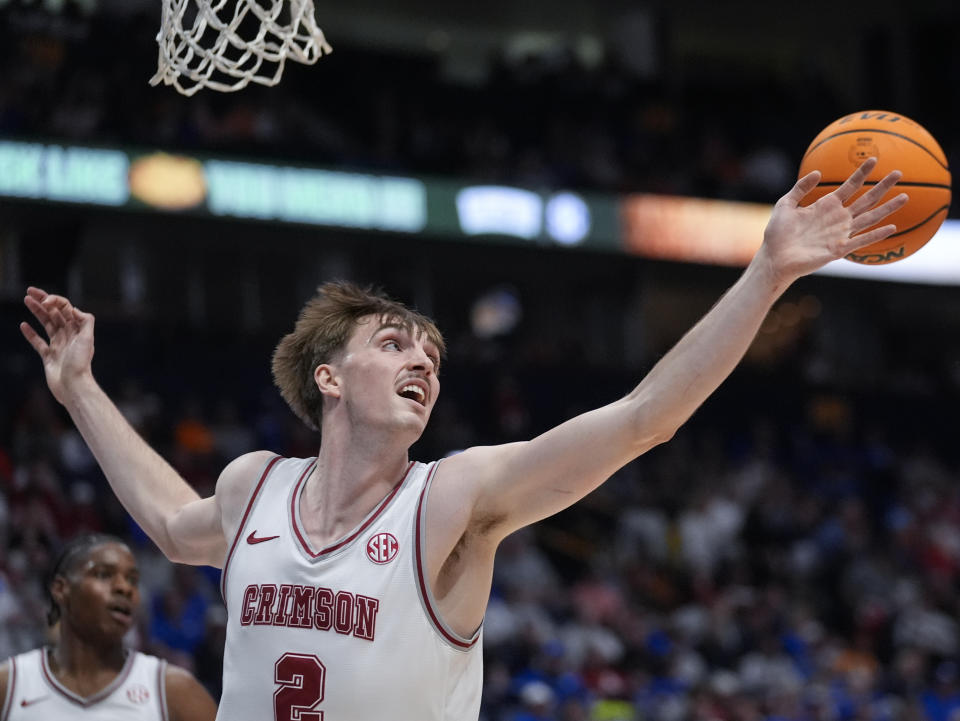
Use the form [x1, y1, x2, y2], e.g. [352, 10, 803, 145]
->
[0, 534, 216, 721]
[21, 159, 907, 720]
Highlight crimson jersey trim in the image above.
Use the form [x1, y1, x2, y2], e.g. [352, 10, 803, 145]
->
[220, 454, 285, 603]
[414, 461, 481, 650]
[290, 461, 416, 561]
[39, 647, 135, 707]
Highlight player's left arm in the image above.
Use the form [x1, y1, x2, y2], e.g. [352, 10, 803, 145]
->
[0, 661, 9, 714]
[165, 665, 217, 721]
[442, 159, 907, 539]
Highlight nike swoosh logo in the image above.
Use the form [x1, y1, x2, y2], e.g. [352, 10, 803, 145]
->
[21, 696, 49, 707]
[247, 531, 280, 545]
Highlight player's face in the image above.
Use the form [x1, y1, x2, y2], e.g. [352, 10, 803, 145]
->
[334, 317, 441, 437]
[59, 543, 141, 643]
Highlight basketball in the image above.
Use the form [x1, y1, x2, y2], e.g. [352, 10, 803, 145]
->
[798, 110, 951, 264]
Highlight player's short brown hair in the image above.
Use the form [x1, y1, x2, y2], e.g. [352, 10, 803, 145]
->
[272, 281, 445, 431]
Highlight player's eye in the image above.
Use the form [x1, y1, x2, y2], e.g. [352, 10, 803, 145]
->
[383, 340, 401, 351]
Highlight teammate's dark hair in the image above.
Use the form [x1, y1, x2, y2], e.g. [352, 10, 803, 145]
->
[46, 533, 127, 626]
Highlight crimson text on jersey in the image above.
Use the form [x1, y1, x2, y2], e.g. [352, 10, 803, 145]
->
[240, 583, 380, 641]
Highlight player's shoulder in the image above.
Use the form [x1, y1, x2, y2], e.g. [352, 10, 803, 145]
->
[427, 443, 527, 526]
[0, 648, 40, 681]
[428, 444, 517, 506]
[163, 661, 217, 721]
[214, 450, 280, 528]
[432, 443, 523, 482]
[163, 661, 201, 692]
[216, 451, 279, 498]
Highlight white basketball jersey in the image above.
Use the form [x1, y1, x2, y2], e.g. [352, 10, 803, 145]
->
[2, 649, 167, 721]
[218, 456, 483, 721]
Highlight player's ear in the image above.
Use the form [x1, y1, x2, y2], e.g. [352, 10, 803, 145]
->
[314, 364, 341, 399]
[50, 576, 69, 609]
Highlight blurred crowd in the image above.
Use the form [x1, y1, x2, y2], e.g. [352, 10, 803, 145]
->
[2, 307, 960, 721]
[2, 5, 956, 208]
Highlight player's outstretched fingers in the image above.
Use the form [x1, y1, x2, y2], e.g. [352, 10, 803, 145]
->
[781, 170, 822, 207]
[48, 305, 72, 336]
[40, 295, 78, 334]
[24, 295, 57, 339]
[20, 321, 49, 357]
[40, 294, 72, 317]
[849, 170, 903, 216]
[831, 157, 878, 205]
[843, 224, 898, 255]
[850, 193, 909, 236]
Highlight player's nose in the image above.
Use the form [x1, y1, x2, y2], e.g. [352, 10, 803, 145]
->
[406, 346, 433, 374]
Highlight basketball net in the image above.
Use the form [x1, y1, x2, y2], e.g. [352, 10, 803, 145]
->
[151, 0, 332, 96]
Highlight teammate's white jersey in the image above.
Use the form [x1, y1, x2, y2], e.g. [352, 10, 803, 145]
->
[2, 649, 168, 721]
[217, 456, 483, 721]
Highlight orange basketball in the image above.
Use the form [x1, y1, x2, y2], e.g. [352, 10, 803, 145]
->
[798, 110, 951, 264]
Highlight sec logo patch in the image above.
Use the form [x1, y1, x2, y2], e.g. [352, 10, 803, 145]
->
[366, 532, 399, 564]
[126, 684, 150, 704]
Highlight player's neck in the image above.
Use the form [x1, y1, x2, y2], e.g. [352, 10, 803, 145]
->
[301, 436, 410, 545]
[317, 409, 413, 486]
[47, 639, 127, 695]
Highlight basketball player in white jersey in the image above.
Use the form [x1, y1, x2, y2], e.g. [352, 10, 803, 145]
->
[0, 535, 216, 721]
[20, 159, 906, 720]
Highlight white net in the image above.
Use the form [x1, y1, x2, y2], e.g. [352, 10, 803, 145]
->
[151, 0, 332, 96]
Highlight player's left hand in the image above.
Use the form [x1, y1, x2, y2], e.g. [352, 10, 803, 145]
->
[757, 157, 908, 286]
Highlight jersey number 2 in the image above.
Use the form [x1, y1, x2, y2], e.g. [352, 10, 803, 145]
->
[274, 653, 326, 721]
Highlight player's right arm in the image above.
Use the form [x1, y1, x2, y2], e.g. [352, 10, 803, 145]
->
[20, 288, 261, 567]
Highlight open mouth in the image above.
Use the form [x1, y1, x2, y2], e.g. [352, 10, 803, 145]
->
[108, 604, 133, 624]
[398, 384, 427, 406]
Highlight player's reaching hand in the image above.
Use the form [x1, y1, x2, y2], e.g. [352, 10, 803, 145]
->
[20, 286, 95, 406]
[756, 157, 908, 286]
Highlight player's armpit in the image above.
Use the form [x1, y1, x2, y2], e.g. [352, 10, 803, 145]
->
[165, 665, 217, 721]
